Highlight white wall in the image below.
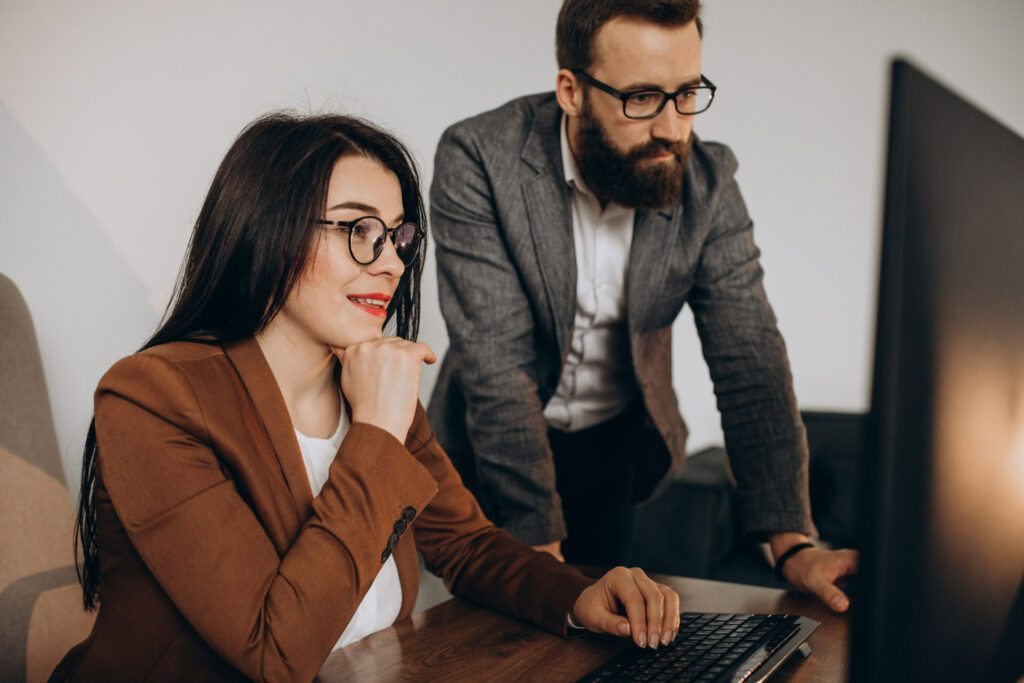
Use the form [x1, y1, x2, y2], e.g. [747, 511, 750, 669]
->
[2, 0, 1023, 496]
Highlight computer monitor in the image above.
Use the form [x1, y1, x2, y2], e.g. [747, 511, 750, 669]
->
[851, 59, 1024, 682]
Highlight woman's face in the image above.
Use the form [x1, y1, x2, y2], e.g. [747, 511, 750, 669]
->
[275, 154, 407, 351]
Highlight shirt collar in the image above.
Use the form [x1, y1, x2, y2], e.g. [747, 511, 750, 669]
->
[560, 112, 590, 197]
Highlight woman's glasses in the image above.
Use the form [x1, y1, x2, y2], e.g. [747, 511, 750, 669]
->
[316, 216, 424, 266]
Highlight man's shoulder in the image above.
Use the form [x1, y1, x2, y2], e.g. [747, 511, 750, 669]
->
[690, 137, 740, 181]
[438, 92, 558, 154]
[447, 91, 556, 135]
[683, 136, 741, 203]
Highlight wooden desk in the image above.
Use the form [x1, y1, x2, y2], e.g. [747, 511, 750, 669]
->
[317, 574, 848, 682]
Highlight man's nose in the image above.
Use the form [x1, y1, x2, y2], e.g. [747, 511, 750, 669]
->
[650, 103, 689, 144]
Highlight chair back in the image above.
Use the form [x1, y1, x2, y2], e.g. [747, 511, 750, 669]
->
[0, 273, 95, 683]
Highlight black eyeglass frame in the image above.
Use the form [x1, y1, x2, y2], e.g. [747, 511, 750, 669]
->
[572, 69, 717, 119]
[315, 216, 424, 266]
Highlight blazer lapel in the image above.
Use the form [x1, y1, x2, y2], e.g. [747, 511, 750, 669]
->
[226, 337, 423, 620]
[628, 206, 682, 333]
[223, 338, 315, 524]
[521, 99, 576, 358]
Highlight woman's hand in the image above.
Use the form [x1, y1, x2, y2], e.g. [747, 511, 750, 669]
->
[571, 567, 681, 649]
[334, 338, 436, 443]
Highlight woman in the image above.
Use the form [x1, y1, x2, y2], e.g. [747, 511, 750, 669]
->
[52, 113, 680, 682]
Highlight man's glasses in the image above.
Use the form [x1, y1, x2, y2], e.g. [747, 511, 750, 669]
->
[572, 70, 716, 119]
[316, 216, 424, 266]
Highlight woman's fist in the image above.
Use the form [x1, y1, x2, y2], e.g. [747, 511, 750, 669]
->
[334, 338, 436, 443]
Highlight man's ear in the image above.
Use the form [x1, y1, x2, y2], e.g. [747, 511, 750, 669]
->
[555, 69, 584, 117]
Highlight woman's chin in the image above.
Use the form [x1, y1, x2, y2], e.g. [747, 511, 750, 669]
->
[330, 327, 385, 350]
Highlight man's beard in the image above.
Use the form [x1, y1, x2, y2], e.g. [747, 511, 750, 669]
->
[574, 99, 691, 210]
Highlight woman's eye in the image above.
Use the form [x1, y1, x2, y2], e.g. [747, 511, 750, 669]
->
[350, 221, 374, 241]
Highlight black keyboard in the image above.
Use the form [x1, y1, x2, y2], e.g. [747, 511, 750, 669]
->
[578, 612, 812, 683]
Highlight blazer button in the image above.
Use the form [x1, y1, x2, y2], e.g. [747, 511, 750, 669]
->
[393, 519, 407, 535]
[388, 533, 400, 550]
[402, 506, 416, 522]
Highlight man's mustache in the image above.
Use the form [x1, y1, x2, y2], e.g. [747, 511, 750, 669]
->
[627, 139, 689, 161]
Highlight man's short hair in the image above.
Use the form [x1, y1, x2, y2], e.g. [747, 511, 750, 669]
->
[556, 0, 703, 72]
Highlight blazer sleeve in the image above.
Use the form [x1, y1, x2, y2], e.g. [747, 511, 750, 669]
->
[94, 353, 439, 683]
[430, 121, 566, 546]
[405, 404, 594, 636]
[687, 144, 815, 540]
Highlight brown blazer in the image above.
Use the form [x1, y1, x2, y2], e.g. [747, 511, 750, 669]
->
[51, 338, 594, 682]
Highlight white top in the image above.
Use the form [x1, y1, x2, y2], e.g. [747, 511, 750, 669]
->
[543, 114, 639, 432]
[294, 408, 402, 650]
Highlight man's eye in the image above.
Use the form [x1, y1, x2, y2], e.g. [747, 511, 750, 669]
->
[629, 92, 657, 105]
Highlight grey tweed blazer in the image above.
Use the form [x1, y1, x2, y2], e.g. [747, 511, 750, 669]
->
[427, 92, 814, 546]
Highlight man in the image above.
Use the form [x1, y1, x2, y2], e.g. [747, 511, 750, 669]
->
[428, 0, 856, 612]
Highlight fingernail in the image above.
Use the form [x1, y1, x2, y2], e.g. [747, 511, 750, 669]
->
[617, 623, 630, 636]
[638, 632, 647, 648]
[650, 637, 658, 650]
[662, 630, 672, 646]
[832, 596, 847, 610]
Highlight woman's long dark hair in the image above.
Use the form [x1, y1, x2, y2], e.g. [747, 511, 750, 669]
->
[74, 112, 427, 610]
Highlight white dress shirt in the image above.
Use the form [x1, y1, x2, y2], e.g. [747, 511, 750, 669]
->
[294, 408, 402, 650]
[543, 114, 639, 432]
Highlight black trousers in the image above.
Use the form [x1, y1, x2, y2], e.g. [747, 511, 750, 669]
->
[549, 400, 643, 568]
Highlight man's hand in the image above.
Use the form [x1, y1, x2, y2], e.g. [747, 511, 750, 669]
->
[770, 533, 858, 612]
[571, 567, 681, 649]
[531, 541, 565, 562]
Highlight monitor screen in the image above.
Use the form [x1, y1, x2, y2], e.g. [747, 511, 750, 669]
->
[852, 59, 1024, 682]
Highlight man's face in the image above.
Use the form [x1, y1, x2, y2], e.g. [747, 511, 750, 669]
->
[571, 18, 702, 209]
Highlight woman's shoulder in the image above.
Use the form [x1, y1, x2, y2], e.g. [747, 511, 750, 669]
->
[138, 340, 226, 363]
[98, 341, 229, 399]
